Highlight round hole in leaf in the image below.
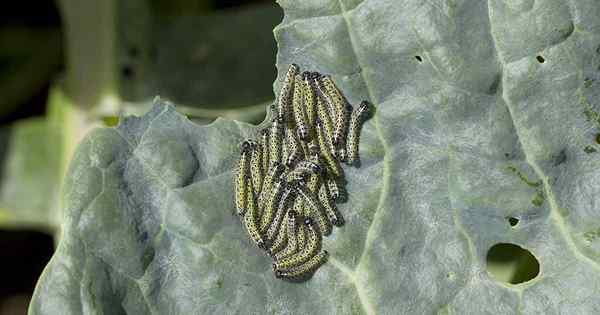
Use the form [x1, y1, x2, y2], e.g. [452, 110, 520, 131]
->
[507, 217, 519, 227]
[536, 55, 545, 63]
[486, 243, 540, 285]
[415, 55, 423, 62]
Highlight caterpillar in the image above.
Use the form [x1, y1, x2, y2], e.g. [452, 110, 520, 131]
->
[315, 119, 341, 178]
[250, 142, 263, 195]
[275, 250, 329, 280]
[268, 210, 290, 256]
[296, 220, 307, 251]
[259, 178, 286, 233]
[235, 140, 253, 215]
[302, 72, 317, 137]
[259, 128, 270, 174]
[347, 101, 371, 165]
[243, 181, 265, 249]
[336, 146, 347, 163]
[312, 73, 337, 126]
[285, 126, 302, 167]
[307, 172, 320, 194]
[257, 162, 284, 210]
[274, 210, 299, 261]
[307, 140, 320, 160]
[292, 193, 306, 217]
[273, 217, 321, 271]
[299, 135, 311, 157]
[319, 183, 343, 226]
[306, 153, 324, 193]
[269, 117, 284, 167]
[276, 64, 299, 122]
[326, 177, 340, 201]
[266, 187, 295, 242]
[315, 95, 337, 156]
[296, 183, 332, 236]
[286, 160, 321, 184]
[320, 75, 349, 147]
[292, 73, 309, 140]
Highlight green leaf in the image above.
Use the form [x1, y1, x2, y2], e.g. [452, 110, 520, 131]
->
[0, 27, 62, 118]
[0, 85, 90, 235]
[0, 118, 62, 231]
[59, 0, 280, 122]
[122, 4, 281, 111]
[31, 1, 600, 314]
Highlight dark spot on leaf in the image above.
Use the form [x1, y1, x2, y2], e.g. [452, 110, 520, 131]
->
[550, 23, 574, 44]
[596, 133, 600, 145]
[142, 246, 155, 272]
[552, 149, 566, 166]
[583, 105, 600, 125]
[486, 243, 540, 285]
[584, 145, 597, 154]
[488, 73, 501, 94]
[583, 228, 600, 243]
[140, 231, 149, 243]
[398, 244, 407, 257]
[536, 55, 545, 63]
[506, 165, 541, 187]
[584, 78, 593, 88]
[532, 191, 544, 207]
[415, 55, 423, 63]
[507, 217, 519, 227]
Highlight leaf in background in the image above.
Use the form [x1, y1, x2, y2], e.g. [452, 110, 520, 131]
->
[59, 0, 280, 123]
[0, 85, 98, 237]
[126, 4, 281, 106]
[118, 2, 281, 123]
[0, 28, 62, 119]
[0, 118, 61, 231]
[31, 1, 600, 314]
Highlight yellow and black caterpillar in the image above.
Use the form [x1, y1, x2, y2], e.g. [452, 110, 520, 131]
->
[235, 64, 371, 281]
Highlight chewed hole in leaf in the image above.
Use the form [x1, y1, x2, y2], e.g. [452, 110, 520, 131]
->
[507, 217, 519, 227]
[486, 243, 540, 285]
[414, 55, 423, 62]
[536, 55, 545, 63]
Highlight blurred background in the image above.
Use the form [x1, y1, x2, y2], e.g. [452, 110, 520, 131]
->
[0, 0, 280, 313]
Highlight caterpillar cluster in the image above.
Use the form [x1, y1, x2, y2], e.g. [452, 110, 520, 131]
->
[234, 64, 371, 281]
